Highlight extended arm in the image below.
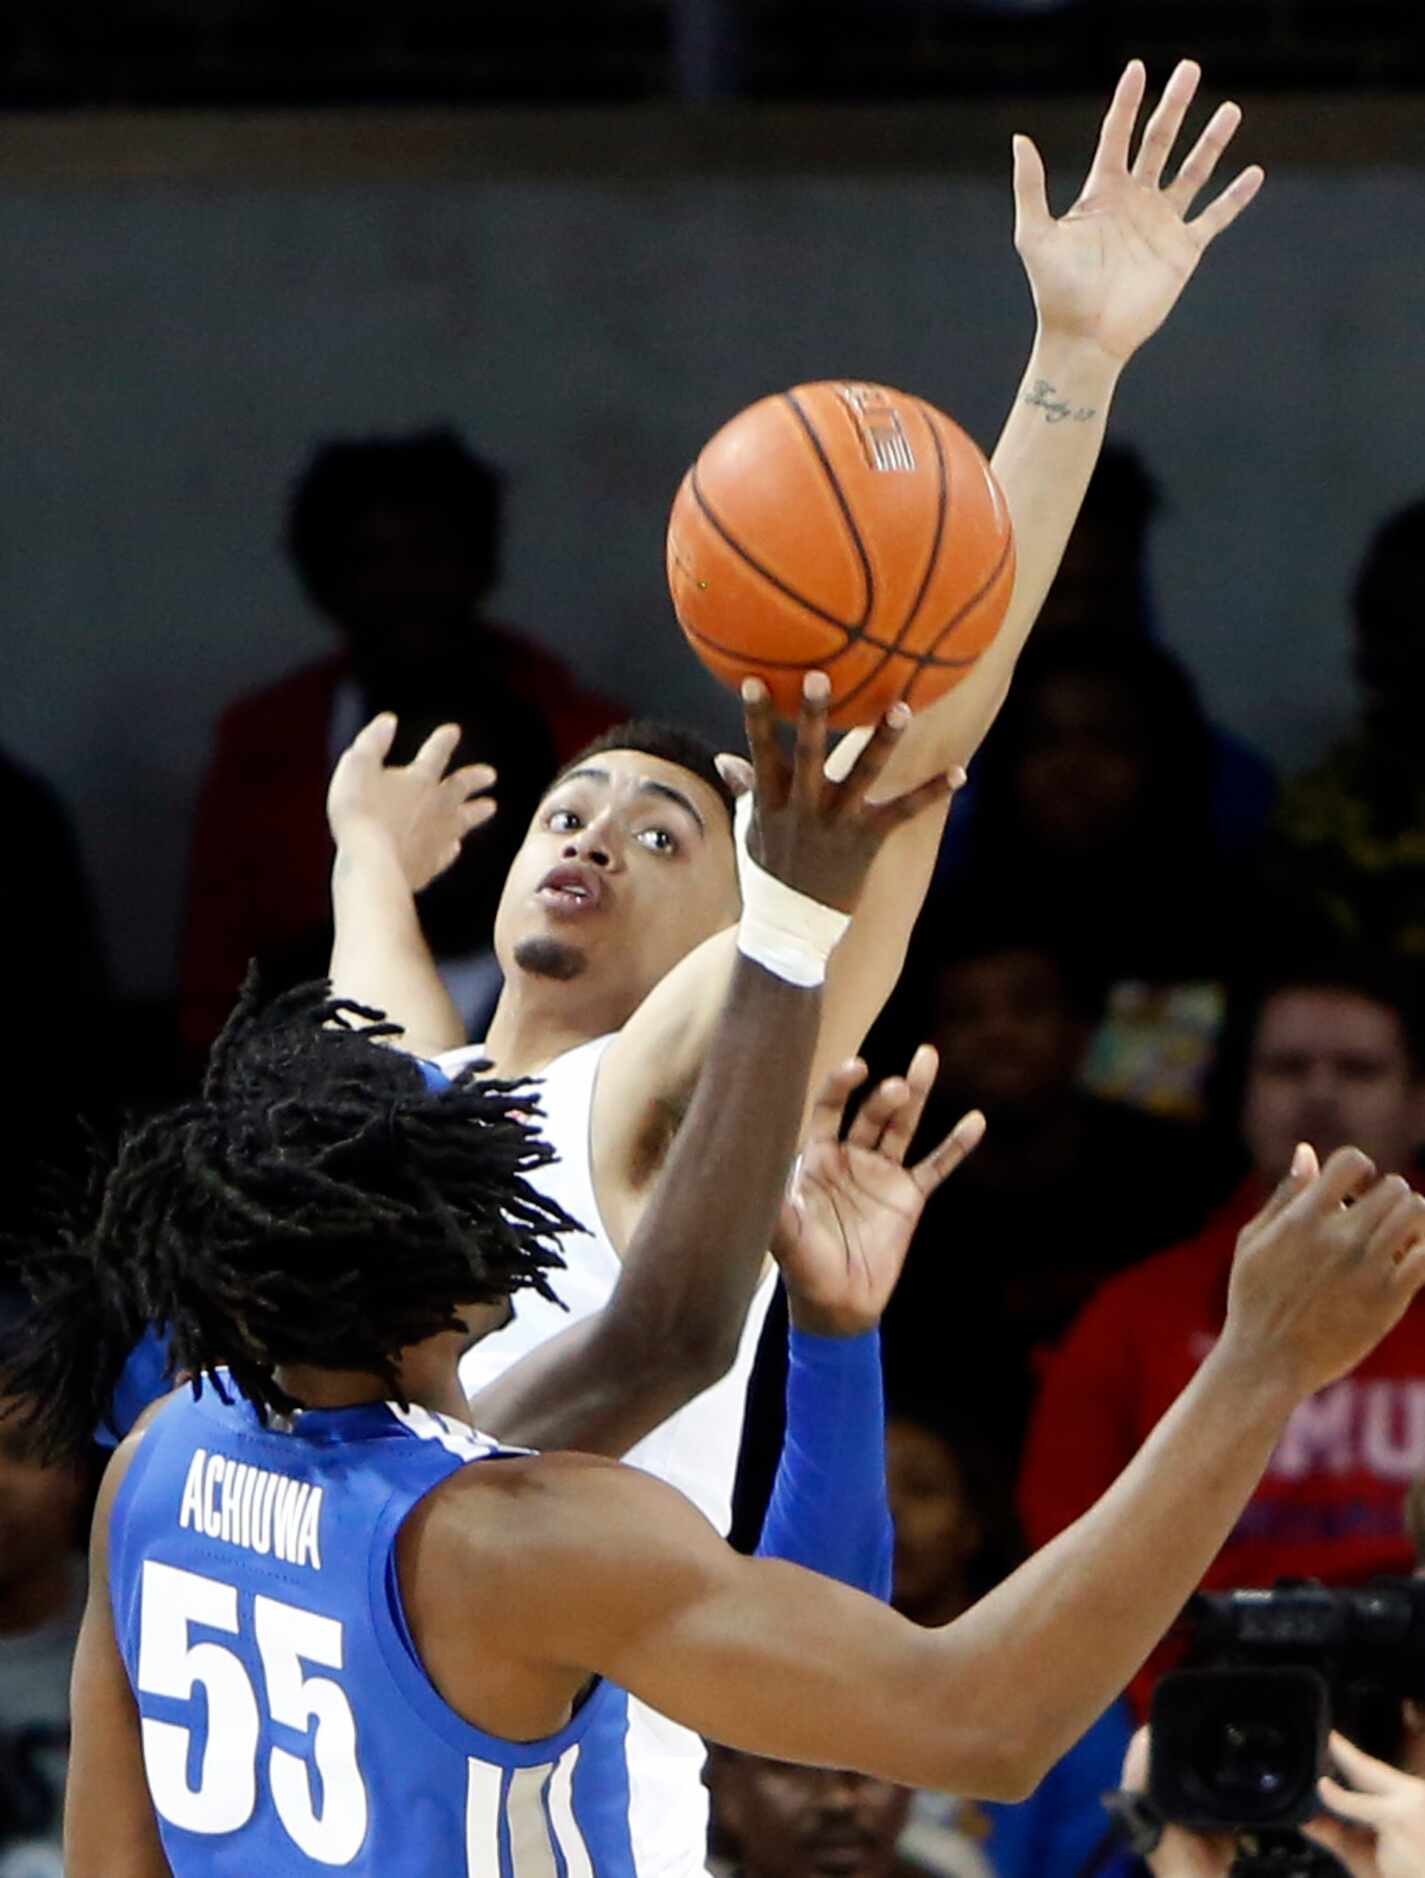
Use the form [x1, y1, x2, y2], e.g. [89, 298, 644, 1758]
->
[754, 1322, 893, 1597]
[479, 1349, 1300, 1803]
[754, 1051, 985, 1596]
[468, 1154, 1425, 1800]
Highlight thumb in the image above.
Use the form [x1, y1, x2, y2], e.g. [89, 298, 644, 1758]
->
[1250, 1142, 1318, 1232]
[1011, 134, 1051, 245]
[715, 753, 754, 797]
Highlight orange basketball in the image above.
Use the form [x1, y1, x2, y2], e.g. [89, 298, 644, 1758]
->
[666, 381, 1015, 727]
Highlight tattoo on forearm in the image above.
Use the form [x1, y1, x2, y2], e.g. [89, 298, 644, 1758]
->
[1024, 379, 1097, 425]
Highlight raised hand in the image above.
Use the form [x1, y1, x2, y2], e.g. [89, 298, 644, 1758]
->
[772, 1043, 984, 1338]
[1223, 1146, 1425, 1401]
[326, 713, 496, 892]
[1013, 59, 1264, 367]
[717, 671, 964, 915]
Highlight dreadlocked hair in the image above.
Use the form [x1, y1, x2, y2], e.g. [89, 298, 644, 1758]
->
[1, 973, 576, 1464]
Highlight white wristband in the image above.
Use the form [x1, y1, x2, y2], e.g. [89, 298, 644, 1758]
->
[732, 791, 851, 988]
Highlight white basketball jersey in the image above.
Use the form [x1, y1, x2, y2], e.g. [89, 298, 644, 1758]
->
[440, 1033, 777, 1878]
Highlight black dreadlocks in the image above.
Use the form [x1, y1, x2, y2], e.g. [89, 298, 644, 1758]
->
[1, 976, 575, 1464]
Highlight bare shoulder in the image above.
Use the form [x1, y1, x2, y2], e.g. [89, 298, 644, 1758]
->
[407, 1449, 719, 1609]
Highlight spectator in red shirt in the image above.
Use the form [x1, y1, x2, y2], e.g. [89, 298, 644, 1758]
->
[178, 427, 621, 1063]
[1020, 954, 1425, 1712]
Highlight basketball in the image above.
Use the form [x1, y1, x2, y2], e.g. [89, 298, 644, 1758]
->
[666, 381, 1016, 727]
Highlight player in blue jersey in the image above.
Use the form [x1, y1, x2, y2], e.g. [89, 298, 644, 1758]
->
[12, 920, 1425, 1875]
[7, 683, 976, 1875]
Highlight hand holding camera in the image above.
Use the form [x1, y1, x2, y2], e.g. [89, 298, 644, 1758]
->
[1301, 1731, 1425, 1878]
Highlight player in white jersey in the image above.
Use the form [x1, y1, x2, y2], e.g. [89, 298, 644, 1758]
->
[326, 57, 1262, 1867]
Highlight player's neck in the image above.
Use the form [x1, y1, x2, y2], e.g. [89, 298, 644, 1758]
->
[483, 974, 638, 1077]
[273, 1354, 472, 1427]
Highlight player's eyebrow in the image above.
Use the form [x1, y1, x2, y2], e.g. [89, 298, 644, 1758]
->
[556, 767, 706, 834]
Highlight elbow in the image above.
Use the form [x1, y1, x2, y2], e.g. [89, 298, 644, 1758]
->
[981, 1753, 1042, 1806]
[601, 1315, 740, 1402]
[661, 1321, 741, 1394]
[935, 1736, 1044, 1806]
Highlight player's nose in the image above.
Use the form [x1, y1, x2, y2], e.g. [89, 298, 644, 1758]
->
[561, 815, 619, 869]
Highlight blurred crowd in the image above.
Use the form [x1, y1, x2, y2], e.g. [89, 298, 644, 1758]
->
[6, 422, 1425, 1875]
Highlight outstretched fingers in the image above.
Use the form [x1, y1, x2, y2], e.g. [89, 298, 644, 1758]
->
[1301, 1145, 1378, 1216]
[1130, 58, 1201, 189]
[910, 1108, 987, 1197]
[1368, 1184, 1425, 1271]
[411, 722, 463, 779]
[803, 1058, 869, 1150]
[741, 678, 787, 811]
[1087, 59, 1148, 184]
[871, 763, 967, 833]
[833, 699, 912, 813]
[349, 711, 400, 763]
[791, 672, 832, 812]
[869, 1043, 940, 1167]
[846, 1074, 911, 1152]
[1010, 133, 1051, 247]
[1187, 160, 1266, 249]
[1165, 98, 1243, 214]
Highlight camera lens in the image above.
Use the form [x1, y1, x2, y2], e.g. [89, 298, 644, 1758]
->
[1203, 1720, 1294, 1803]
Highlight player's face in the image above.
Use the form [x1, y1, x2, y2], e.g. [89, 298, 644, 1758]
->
[885, 1418, 981, 1618]
[710, 1750, 909, 1878]
[930, 947, 1087, 1113]
[494, 751, 739, 1009]
[1242, 989, 1423, 1180]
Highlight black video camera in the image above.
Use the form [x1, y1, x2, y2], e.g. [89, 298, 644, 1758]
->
[1146, 1578, 1425, 1871]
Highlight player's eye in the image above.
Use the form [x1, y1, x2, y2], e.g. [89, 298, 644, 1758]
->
[547, 808, 582, 832]
[637, 827, 677, 855]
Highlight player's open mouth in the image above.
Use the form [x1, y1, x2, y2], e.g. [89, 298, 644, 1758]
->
[536, 864, 605, 917]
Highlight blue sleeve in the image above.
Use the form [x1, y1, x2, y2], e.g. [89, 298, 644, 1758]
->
[754, 1323, 893, 1600]
[981, 1697, 1136, 1878]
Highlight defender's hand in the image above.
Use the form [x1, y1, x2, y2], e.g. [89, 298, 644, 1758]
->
[718, 672, 963, 914]
[1302, 1732, 1425, 1878]
[1014, 59, 1263, 367]
[327, 714, 496, 892]
[772, 1044, 984, 1339]
[1221, 1146, 1425, 1403]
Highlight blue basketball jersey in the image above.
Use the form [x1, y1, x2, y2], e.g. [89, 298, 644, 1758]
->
[107, 1382, 638, 1876]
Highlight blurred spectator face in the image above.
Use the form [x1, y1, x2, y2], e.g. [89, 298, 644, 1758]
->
[930, 946, 1088, 1113]
[1010, 673, 1149, 857]
[494, 750, 738, 1009]
[708, 1748, 910, 1878]
[1240, 988, 1423, 1181]
[886, 1417, 982, 1619]
[325, 502, 485, 672]
[0, 1404, 85, 1622]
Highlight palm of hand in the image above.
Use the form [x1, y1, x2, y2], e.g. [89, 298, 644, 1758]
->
[1027, 178, 1203, 362]
[774, 1138, 920, 1327]
[328, 719, 490, 893]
